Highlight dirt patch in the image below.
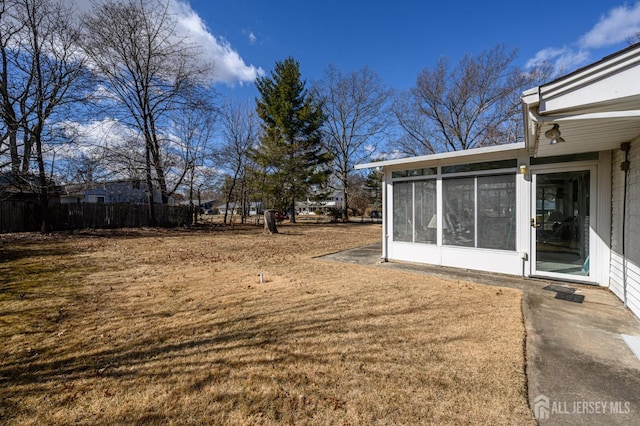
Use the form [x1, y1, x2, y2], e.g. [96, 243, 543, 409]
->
[0, 223, 533, 425]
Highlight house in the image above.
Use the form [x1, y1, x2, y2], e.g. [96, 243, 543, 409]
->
[292, 185, 350, 214]
[61, 179, 174, 205]
[356, 43, 640, 318]
[179, 199, 219, 214]
[216, 201, 262, 216]
[295, 189, 344, 214]
[0, 172, 62, 202]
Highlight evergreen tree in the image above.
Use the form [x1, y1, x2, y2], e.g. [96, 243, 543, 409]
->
[253, 57, 332, 222]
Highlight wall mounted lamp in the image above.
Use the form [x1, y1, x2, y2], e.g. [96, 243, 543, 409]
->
[545, 123, 565, 145]
[519, 164, 528, 174]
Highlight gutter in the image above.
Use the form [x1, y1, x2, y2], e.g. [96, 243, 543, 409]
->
[621, 142, 631, 308]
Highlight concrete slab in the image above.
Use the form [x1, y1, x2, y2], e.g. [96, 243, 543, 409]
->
[319, 243, 640, 425]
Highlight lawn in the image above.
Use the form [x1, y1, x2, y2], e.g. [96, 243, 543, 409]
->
[0, 223, 534, 425]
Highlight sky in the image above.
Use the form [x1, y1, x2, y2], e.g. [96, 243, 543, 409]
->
[167, 0, 640, 100]
[53, 0, 640, 178]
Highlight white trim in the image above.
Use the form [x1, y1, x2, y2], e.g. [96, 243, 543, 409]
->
[529, 164, 598, 283]
[540, 45, 640, 102]
[355, 143, 526, 170]
[529, 109, 640, 123]
[597, 151, 612, 286]
[382, 171, 389, 261]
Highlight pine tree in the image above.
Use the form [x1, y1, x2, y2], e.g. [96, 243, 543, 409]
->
[253, 57, 332, 222]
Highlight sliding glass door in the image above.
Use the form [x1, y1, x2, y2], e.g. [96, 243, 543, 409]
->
[532, 169, 593, 279]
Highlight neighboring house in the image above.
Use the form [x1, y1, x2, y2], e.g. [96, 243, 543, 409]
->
[217, 201, 262, 216]
[0, 172, 61, 202]
[179, 199, 219, 214]
[357, 43, 640, 318]
[295, 189, 344, 213]
[62, 179, 175, 205]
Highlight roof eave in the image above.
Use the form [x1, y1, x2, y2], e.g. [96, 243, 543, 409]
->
[355, 142, 527, 170]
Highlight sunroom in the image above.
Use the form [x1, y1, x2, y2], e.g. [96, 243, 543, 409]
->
[357, 143, 609, 283]
[356, 43, 640, 316]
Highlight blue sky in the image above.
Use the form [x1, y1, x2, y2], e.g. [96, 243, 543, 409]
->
[177, 0, 640, 99]
[62, 0, 640, 163]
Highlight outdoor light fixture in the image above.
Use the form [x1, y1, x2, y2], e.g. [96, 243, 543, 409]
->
[545, 123, 565, 144]
[519, 164, 528, 174]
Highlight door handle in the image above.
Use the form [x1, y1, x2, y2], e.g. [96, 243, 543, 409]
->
[530, 218, 536, 228]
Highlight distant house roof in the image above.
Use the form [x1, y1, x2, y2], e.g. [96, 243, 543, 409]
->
[61, 179, 171, 204]
[0, 171, 61, 199]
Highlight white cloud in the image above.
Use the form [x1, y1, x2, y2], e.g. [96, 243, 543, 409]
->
[241, 28, 259, 45]
[69, 0, 262, 86]
[372, 149, 403, 161]
[526, 2, 640, 75]
[525, 46, 589, 74]
[170, 0, 263, 84]
[57, 118, 139, 155]
[579, 2, 640, 48]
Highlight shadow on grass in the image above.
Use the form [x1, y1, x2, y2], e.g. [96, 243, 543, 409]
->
[2, 288, 472, 390]
[0, 227, 519, 424]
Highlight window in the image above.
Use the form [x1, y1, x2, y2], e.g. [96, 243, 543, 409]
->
[443, 178, 475, 247]
[393, 182, 412, 242]
[442, 159, 516, 174]
[477, 175, 515, 250]
[442, 175, 516, 249]
[392, 167, 437, 178]
[393, 180, 436, 244]
[392, 158, 517, 251]
[414, 180, 437, 243]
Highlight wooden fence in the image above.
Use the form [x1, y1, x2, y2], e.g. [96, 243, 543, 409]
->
[0, 201, 191, 233]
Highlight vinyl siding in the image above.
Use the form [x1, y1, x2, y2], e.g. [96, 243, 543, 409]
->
[610, 140, 640, 318]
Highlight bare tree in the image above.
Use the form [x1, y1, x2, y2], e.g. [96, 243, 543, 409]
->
[314, 65, 391, 220]
[80, 0, 211, 224]
[170, 96, 217, 224]
[0, 0, 86, 231]
[0, 0, 23, 174]
[214, 98, 259, 225]
[344, 172, 369, 216]
[393, 45, 546, 155]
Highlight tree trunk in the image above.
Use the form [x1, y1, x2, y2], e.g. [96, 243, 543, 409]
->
[264, 210, 278, 234]
[341, 186, 349, 221]
[188, 170, 196, 226]
[240, 179, 247, 224]
[223, 174, 238, 225]
[145, 145, 157, 226]
[8, 123, 20, 176]
[148, 119, 169, 204]
[34, 135, 49, 233]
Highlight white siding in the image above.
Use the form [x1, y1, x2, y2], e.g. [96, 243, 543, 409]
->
[610, 139, 640, 318]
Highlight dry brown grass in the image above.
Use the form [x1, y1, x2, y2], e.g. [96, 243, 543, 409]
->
[0, 223, 534, 425]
